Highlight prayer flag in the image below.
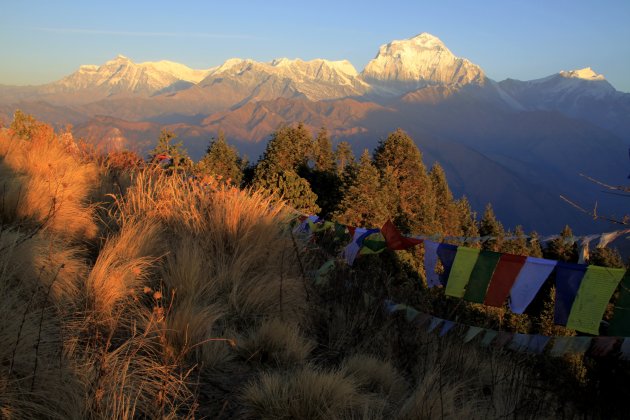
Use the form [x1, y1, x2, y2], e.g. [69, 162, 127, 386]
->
[620, 339, 630, 361]
[439, 320, 457, 336]
[463, 250, 502, 303]
[608, 270, 630, 337]
[566, 337, 591, 354]
[445, 247, 481, 298]
[484, 254, 527, 307]
[464, 326, 484, 343]
[314, 259, 336, 286]
[427, 317, 443, 333]
[381, 220, 423, 250]
[424, 241, 440, 288]
[360, 232, 387, 255]
[480, 330, 498, 347]
[342, 228, 379, 265]
[509, 333, 531, 352]
[527, 335, 551, 354]
[509, 257, 557, 314]
[494, 331, 514, 348]
[437, 243, 458, 286]
[554, 262, 588, 326]
[566, 266, 626, 335]
[550, 337, 571, 357]
[590, 337, 618, 357]
[414, 313, 432, 328]
[405, 306, 420, 322]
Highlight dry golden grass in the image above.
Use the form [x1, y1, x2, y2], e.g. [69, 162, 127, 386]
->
[238, 318, 315, 368]
[0, 126, 99, 241]
[342, 354, 408, 404]
[240, 366, 384, 419]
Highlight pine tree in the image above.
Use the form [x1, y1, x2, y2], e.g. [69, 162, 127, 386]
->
[373, 129, 435, 234]
[254, 166, 320, 214]
[544, 225, 578, 262]
[257, 123, 312, 173]
[312, 127, 335, 172]
[149, 129, 191, 170]
[528, 232, 544, 258]
[334, 141, 355, 175]
[334, 150, 389, 227]
[456, 196, 479, 245]
[589, 247, 625, 268]
[197, 131, 243, 185]
[479, 203, 505, 251]
[252, 124, 319, 213]
[503, 225, 529, 255]
[429, 162, 460, 236]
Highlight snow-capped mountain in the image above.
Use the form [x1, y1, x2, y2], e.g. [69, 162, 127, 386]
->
[43, 55, 214, 97]
[361, 33, 486, 95]
[197, 57, 370, 102]
[499, 67, 630, 137]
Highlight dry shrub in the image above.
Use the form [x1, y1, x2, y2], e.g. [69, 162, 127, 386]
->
[241, 366, 382, 419]
[238, 318, 315, 368]
[342, 354, 408, 404]
[0, 126, 99, 241]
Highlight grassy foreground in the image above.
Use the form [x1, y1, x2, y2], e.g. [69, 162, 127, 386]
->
[0, 121, 625, 419]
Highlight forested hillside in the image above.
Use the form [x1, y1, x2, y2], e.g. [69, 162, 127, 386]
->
[1, 113, 628, 418]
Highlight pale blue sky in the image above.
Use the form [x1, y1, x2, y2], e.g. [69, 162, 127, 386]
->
[2, 0, 629, 91]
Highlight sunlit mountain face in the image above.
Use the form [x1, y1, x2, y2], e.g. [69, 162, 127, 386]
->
[1, 32, 628, 234]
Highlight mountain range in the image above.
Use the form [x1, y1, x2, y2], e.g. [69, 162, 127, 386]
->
[1, 33, 628, 234]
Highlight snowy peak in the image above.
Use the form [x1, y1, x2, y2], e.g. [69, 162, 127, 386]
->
[52, 55, 213, 95]
[361, 32, 486, 94]
[200, 57, 369, 101]
[559, 67, 606, 81]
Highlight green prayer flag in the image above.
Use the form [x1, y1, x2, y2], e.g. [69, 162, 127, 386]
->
[360, 233, 387, 255]
[566, 266, 626, 335]
[463, 250, 502, 303]
[480, 330, 498, 347]
[609, 270, 630, 336]
[445, 247, 481, 298]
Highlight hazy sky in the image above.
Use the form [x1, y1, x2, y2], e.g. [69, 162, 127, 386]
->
[2, 0, 629, 91]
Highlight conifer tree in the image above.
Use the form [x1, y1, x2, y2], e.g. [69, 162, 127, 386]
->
[456, 197, 479, 245]
[503, 225, 529, 255]
[373, 129, 435, 234]
[257, 123, 312, 173]
[254, 167, 320, 214]
[479, 203, 505, 251]
[429, 162, 460, 236]
[197, 131, 243, 185]
[544, 225, 578, 262]
[252, 124, 319, 213]
[334, 141, 355, 175]
[312, 127, 335, 172]
[334, 150, 389, 228]
[528, 232, 544, 258]
[589, 247, 625, 268]
[149, 129, 191, 170]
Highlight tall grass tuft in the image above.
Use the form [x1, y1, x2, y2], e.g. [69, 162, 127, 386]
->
[0, 125, 99, 241]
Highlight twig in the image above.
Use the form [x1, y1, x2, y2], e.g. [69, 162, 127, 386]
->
[559, 195, 628, 225]
[9, 266, 45, 377]
[579, 173, 630, 192]
[31, 263, 64, 392]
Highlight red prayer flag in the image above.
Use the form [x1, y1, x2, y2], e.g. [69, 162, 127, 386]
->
[484, 254, 527, 307]
[347, 226, 356, 237]
[381, 220, 423, 250]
